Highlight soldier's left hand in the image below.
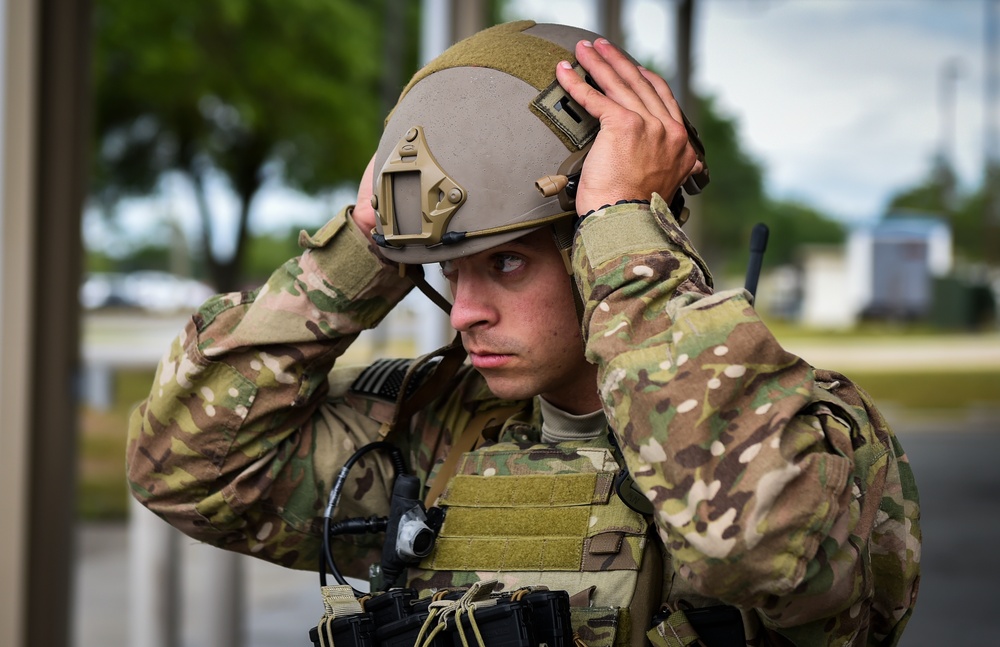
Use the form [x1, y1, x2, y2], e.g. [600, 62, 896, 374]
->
[555, 39, 703, 216]
[351, 154, 379, 250]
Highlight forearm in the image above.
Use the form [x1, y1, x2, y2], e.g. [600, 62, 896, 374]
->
[126, 206, 412, 557]
[573, 194, 855, 606]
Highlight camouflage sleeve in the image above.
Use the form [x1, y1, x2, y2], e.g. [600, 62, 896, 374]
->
[572, 194, 919, 632]
[126, 206, 413, 571]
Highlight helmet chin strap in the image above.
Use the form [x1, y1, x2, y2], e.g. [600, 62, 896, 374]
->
[551, 218, 586, 322]
[401, 263, 453, 315]
[390, 264, 468, 441]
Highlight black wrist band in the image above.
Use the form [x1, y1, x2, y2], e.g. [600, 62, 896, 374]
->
[576, 199, 651, 226]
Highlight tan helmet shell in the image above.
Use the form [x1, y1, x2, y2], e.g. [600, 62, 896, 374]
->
[371, 21, 605, 264]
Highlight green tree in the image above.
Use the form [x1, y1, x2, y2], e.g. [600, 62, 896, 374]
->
[91, 0, 410, 290]
[886, 156, 994, 263]
[242, 227, 312, 284]
[762, 200, 844, 266]
[695, 97, 767, 273]
[690, 94, 770, 273]
[947, 182, 1000, 263]
[887, 155, 957, 217]
[685, 94, 847, 275]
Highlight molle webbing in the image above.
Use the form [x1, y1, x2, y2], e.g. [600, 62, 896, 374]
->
[440, 473, 613, 507]
[420, 443, 647, 573]
[423, 402, 526, 508]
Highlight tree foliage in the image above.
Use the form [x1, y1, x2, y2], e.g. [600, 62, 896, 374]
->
[886, 156, 998, 263]
[693, 94, 769, 267]
[91, 0, 410, 289]
[691, 94, 843, 274]
[887, 155, 957, 216]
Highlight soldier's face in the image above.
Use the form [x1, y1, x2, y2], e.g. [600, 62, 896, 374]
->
[442, 229, 601, 414]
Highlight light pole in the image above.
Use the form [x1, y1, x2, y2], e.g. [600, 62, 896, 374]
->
[938, 57, 962, 211]
[986, 0, 1000, 262]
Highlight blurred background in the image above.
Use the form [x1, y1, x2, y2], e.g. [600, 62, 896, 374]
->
[1, 0, 998, 646]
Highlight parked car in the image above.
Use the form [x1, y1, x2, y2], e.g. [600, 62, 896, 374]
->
[81, 271, 215, 312]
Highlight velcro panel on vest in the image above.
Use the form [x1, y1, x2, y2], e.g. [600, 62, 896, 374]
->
[425, 471, 646, 573]
[439, 473, 612, 507]
[440, 507, 591, 538]
[428, 537, 584, 571]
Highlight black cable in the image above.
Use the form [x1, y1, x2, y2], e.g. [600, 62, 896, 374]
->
[319, 441, 406, 594]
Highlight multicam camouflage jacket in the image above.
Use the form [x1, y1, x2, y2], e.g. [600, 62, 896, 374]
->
[127, 194, 920, 646]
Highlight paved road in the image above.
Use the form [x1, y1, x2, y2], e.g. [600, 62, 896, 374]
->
[894, 423, 1000, 646]
[74, 521, 320, 647]
[73, 415, 1000, 647]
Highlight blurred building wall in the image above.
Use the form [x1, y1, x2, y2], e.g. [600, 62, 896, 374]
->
[800, 245, 855, 329]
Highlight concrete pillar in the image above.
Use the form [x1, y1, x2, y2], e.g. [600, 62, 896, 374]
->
[596, 0, 624, 46]
[0, 0, 91, 646]
[451, 0, 487, 42]
[129, 500, 182, 647]
[0, 1, 40, 643]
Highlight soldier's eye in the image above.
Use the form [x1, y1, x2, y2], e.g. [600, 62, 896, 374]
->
[492, 254, 524, 274]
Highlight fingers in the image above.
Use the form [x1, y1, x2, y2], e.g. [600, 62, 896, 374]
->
[355, 154, 376, 210]
[582, 39, 670, 119]
[636, 65, 686, 127]
[554, 57, 614, 122]
[555, 38, 700, 214]
[570, 39, 678, 127]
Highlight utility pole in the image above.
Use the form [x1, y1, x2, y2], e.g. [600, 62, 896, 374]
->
[938, 58, 961, 212]
[674, 0, 701, 249]
[985, 0, 1000, 262]
[674, 0, 695, 114]
[411, 0, 493, 355]
[451, 0, 487, 42]
[596, 0, 625, 47]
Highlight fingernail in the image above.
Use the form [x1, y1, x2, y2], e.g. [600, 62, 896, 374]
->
[596, 38, 609, 46]
[581, 40, 593, 47]
[559, 60, 573, 70]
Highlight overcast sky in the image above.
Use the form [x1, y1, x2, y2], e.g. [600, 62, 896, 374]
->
[508, 0, 993, 224]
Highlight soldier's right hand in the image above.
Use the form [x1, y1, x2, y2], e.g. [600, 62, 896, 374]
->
[555, 39, 703, 216]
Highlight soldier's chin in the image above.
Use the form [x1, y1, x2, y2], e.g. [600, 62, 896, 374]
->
[480, 374, 538, 403]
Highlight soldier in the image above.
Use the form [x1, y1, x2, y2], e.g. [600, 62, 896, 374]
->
[127, 21, 921, 646]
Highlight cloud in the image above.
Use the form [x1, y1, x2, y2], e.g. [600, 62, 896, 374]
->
[695, 0, 987, 222]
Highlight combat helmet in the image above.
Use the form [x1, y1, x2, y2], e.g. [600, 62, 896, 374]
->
[370, 20, 708, 267]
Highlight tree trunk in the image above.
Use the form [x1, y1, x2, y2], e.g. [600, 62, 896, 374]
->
[183, 140, 265, 292]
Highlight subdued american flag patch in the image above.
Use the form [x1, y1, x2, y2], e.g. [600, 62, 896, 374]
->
[349, 356, 443, 402]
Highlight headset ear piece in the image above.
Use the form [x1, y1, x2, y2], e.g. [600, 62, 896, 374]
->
[679, 111, 710, 196]
[669, 191, 690, 225]
[534, 142, 593, 212]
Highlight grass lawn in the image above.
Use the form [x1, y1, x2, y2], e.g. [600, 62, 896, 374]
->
[849, 369, 1000, 411]
[78, 368, 154, 520]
